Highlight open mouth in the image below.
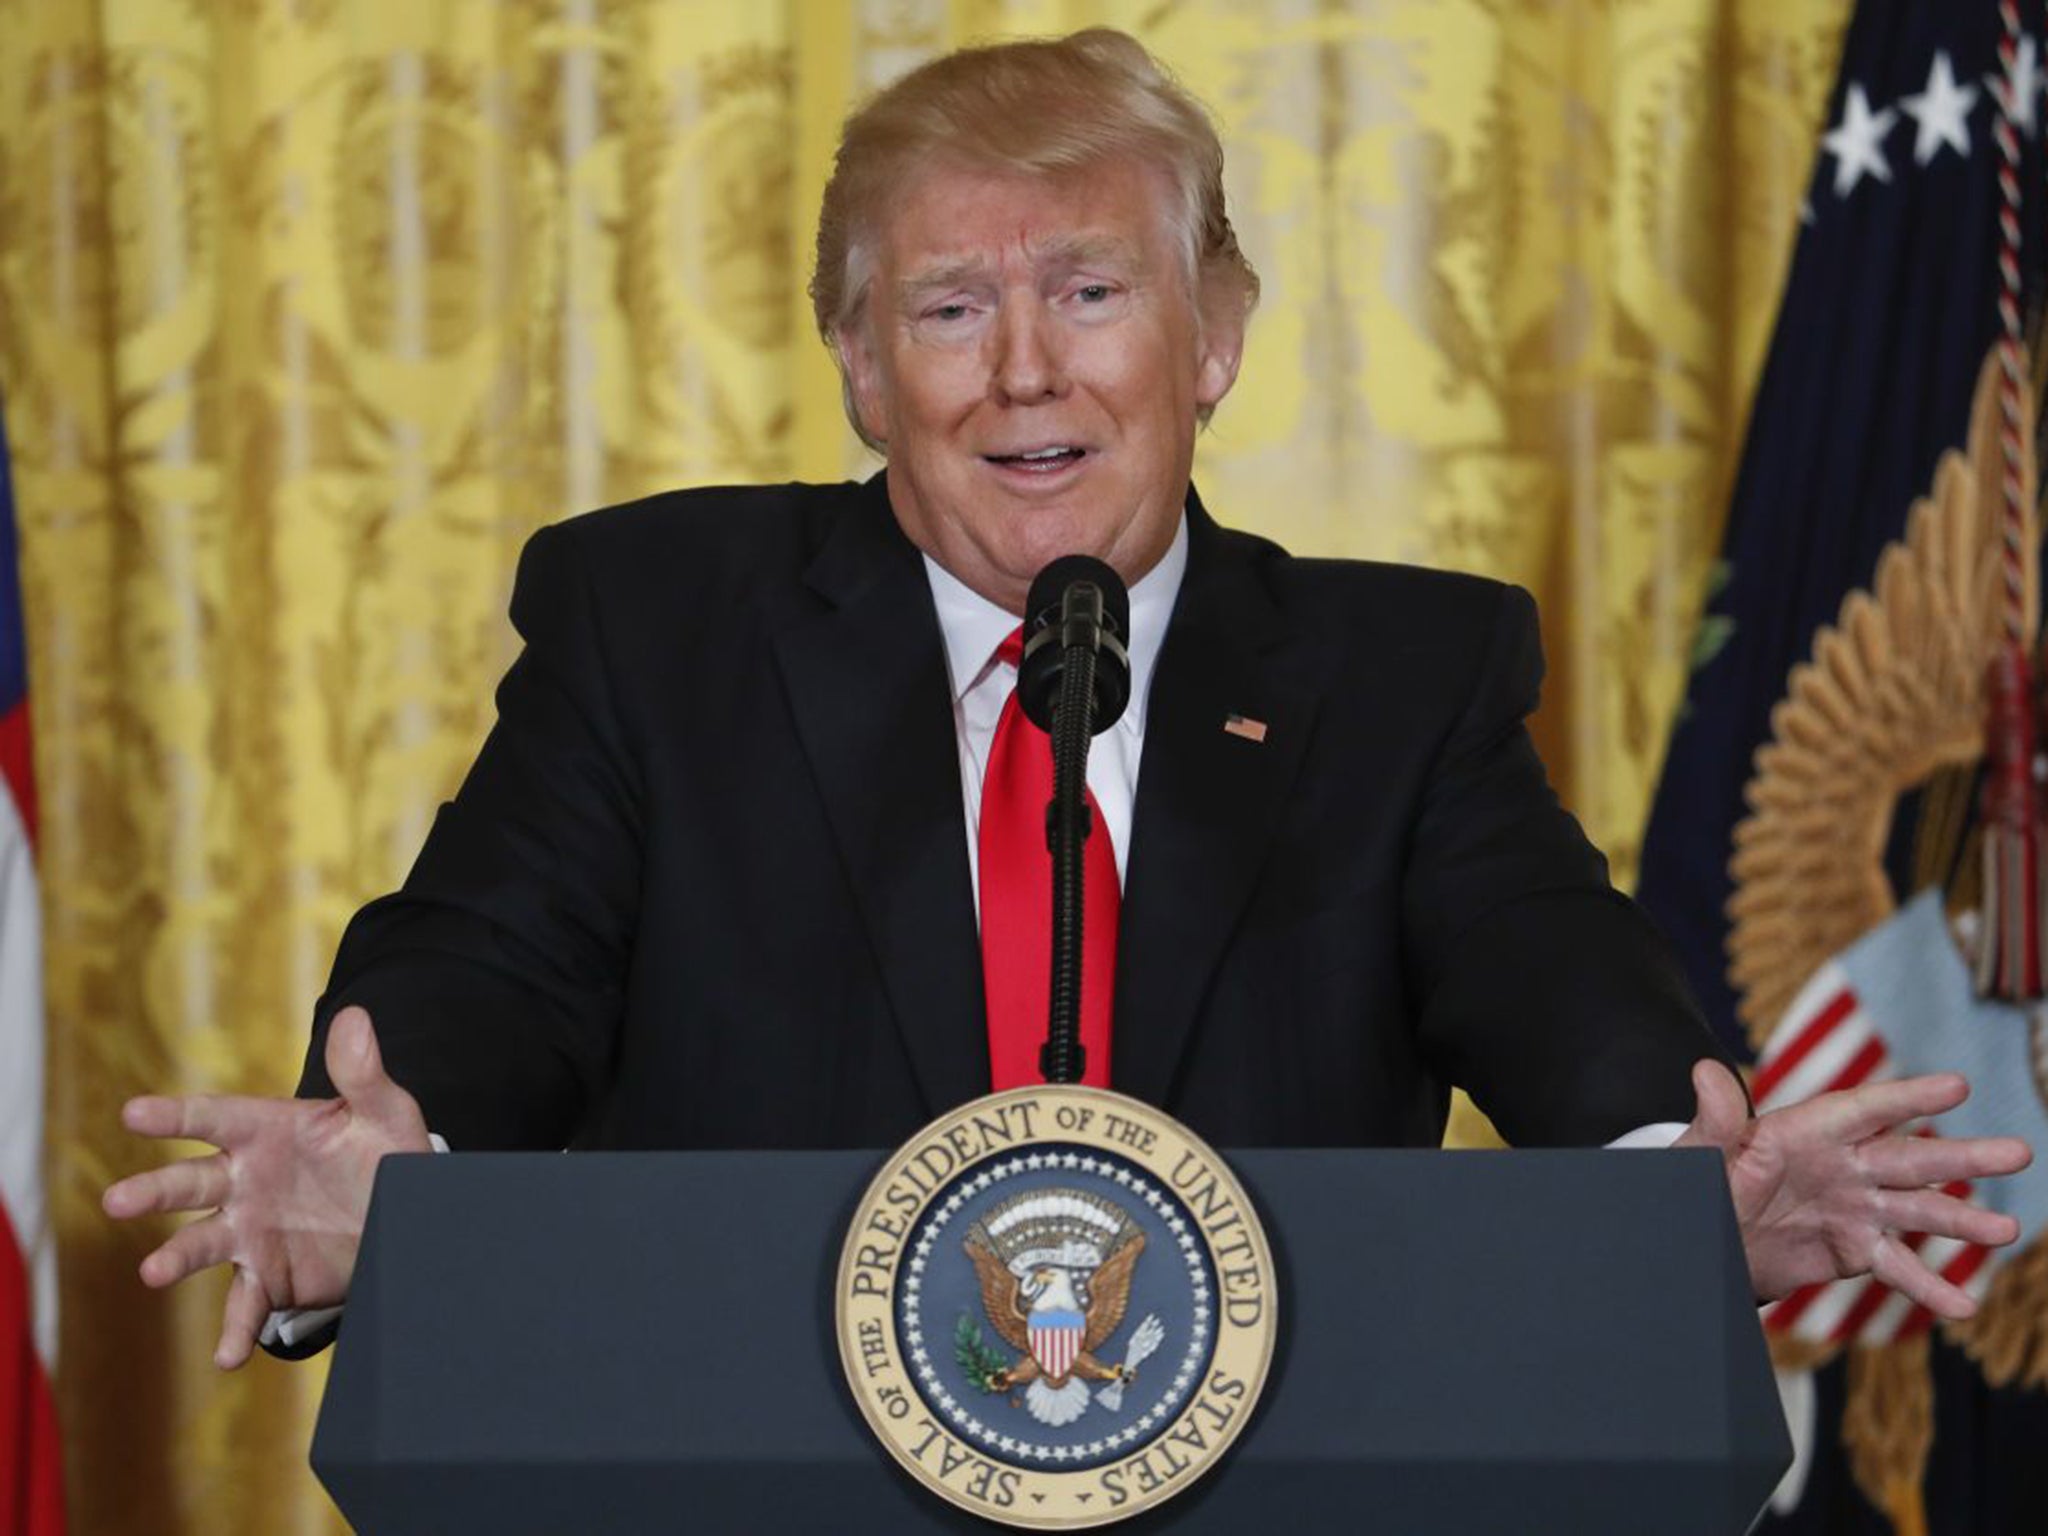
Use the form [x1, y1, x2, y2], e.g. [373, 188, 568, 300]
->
[984, 446, 1088, 472]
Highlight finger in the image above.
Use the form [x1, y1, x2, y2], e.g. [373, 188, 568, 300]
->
[324, 1006, 421, 1134]
[121, 1093, 256, 1147]
[1673, 1059, 1750, 1152]
[138, 1213, 237, 1289]
[325, 1007, 390, 1104]
[103, 1154, 231, 1220]
[1874, 1188, 2025, 1248]
[215, 1267, 272, 1371]
[1797, 1073, 1970, 1143]
[1861, 1134, 2034, 1187]
[1869, 1232, 1980, 1321]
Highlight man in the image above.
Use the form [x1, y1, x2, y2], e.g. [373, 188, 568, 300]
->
[105, 29, 2029, 1371]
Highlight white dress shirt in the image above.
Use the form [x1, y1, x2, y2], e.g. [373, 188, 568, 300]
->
[923, 516, 1188, 904]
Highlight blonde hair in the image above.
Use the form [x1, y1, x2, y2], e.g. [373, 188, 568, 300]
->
[810, 29, 1259, 441]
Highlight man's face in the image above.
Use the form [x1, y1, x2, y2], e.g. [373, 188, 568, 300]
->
[840, 158, 1244, 614]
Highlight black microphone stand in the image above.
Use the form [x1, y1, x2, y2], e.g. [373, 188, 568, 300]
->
[1018, 557, 1130, 1088]
[1041, 623, 1100, 1085]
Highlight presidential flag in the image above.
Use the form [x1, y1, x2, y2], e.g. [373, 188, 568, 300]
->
[0, 401, 63, 1533]
[1634, 5, 2048, 1532]
[1637, 6, 2047, 1048]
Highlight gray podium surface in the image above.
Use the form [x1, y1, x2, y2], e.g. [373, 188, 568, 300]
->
[313, 1149, 1789, 1533]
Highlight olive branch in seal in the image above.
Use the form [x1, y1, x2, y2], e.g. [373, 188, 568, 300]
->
[954, 1314, 1009, 1393]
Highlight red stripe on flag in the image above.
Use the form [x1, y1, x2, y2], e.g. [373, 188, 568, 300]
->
[1822, 1036, 1888, 1096]
[0, 704, 31, 848]
[1940, 1241, 1994, 1291]
[1763, 1280, 1827, 1334]
[1754, 988, 1858, 1102]
[1829, 1243, 1929, 1347]
[0, 1204, 64, 1534]
[1895, 1243, 1995, 1342]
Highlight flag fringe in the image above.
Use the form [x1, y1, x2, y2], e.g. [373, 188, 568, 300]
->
[1765, 1331, 1837, 1375]
[1949, 1229, 2048, 1388]
[1842, 1336, 1933, 1536]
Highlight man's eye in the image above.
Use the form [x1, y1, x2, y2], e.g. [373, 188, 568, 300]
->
[1076, 284, 1113, 303]
[926, 302, 970, 322]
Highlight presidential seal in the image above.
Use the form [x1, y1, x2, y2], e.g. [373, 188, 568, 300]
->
[836, 1086, 1276, 1528]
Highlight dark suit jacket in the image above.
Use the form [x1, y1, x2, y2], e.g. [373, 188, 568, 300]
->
[300, 475, 1719, 1150]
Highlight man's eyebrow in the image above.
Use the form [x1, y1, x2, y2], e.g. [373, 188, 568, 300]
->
[897, 260, 990, 307]
[895, 235, 1145, 308]
[1033, 233, 1141, 271]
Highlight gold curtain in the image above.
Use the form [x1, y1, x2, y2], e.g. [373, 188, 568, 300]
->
[0, 1, 1844, 1529]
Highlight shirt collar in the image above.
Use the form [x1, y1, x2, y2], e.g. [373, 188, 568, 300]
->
[922, 514, 1189, 736]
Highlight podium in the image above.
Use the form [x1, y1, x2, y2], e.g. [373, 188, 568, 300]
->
[313, 1149, 1789, 1533]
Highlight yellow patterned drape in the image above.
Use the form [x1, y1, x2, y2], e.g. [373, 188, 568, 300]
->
[0, 1, 1845, 1529]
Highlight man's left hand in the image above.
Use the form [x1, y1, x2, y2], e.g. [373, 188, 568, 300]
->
[1674, 1058, 2033, 1318]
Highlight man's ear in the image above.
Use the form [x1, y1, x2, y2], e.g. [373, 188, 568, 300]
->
[1193, 286, 1246, 413]
[837, 322, 890, 448]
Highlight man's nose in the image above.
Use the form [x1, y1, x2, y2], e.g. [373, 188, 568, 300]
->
[990, 301, 1066, 404]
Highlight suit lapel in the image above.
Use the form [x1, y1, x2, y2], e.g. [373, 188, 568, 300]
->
[770, 480, 989, 1118]
[1113, 502, 1322, 1106]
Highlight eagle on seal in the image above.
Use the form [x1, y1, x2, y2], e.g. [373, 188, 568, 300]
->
[963, 1188, 1148, 1427]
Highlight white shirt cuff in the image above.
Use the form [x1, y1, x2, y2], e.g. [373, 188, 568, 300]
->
[1604, 1121, 1688, 1150]
[260, 1303, 344, 1350]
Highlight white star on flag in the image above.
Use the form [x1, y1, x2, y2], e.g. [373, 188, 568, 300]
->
[1901, 51, 1978, 164]
[1823, 83, 1897, 196]
[1989, 34, 2042, 135]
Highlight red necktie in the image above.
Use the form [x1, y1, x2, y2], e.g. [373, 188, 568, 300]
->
[978, 628, 1118, 1090]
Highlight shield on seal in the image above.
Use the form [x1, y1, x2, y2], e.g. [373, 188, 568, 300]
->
[1029, 1308, 1086, 1382]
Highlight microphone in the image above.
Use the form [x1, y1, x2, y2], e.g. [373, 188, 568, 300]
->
[1018, 556, 1131, 734]
[1016, 556, 1130, 1086]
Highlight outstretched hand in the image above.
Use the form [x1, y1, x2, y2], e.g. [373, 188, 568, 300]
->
[103, 1006, 431, 1369]
[1674, 1058, 2032, 1318]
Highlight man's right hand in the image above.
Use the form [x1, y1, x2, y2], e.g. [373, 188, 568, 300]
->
[102, 1005, 431, 1369]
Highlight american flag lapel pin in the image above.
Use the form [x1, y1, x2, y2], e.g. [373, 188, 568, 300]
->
[1223, 713, 1268, 743]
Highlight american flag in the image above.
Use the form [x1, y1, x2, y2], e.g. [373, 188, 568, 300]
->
[0, 400, 64, 1533]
